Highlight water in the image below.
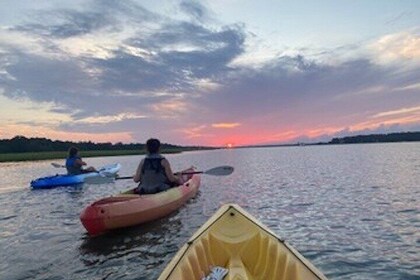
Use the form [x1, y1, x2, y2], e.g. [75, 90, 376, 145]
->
[0, 143, 419, 279]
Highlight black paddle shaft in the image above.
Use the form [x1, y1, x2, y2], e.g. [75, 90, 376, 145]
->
[115, 171, 203, 180]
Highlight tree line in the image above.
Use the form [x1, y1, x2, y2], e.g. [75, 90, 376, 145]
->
[329, 132, 420, 144]
[0, 136, 185, 154]
[1, 132, 418, 153]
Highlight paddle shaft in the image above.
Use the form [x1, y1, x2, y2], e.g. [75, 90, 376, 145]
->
[115, 171, 203, 180]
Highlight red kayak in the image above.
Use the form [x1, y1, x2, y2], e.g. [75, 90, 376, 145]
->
[80, 169, 200, 236]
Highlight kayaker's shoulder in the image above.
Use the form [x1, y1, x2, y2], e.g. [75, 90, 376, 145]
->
[161, 158, 170, 165]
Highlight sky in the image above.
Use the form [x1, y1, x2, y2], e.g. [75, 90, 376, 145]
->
[0, 0, 419, 146]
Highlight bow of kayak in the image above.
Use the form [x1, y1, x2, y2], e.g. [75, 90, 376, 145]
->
[159, 204, 328, 280]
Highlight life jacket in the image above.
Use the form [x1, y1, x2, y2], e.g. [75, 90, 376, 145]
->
[66, 156, 82, 175]
[138, 154, 170, 194]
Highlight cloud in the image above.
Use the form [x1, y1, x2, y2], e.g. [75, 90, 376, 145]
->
[10, 0, 157, 39]
[385, 11, 413, 25]
[372, 106, 420, 118]
[12, 10, 117, 39]
[212, 122, 240, 128]
[75, 113, 147, 124]
[369, 30, 420, 65]
[151, 98, 189, 118]
[184, 52, 420, 144]
[394, 82, 420, 91]
[179, 0, 212, 23]
[181, 125, 212, 139]
[0, 1, 419, 145]
[0, 0, 246, 121]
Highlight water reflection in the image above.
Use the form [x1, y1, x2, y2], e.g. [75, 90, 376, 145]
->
[79, 216, 182, 258]
[0, 144, 419, 279]
[79, 215, 183, 279]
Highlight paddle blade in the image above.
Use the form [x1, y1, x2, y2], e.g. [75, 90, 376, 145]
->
[203, 166, 234, 176]
[99, 171, 118, 177]
[51, 163, 65, 168]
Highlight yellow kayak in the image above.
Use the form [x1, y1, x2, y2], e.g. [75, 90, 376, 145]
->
[159, 204, 327, 280]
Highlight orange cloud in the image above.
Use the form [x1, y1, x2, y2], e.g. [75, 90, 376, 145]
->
[211, 122, 241, 128]
[351, 115, 420, 132]
[152, 99, 188, 118]
[180, 125, 213, 139]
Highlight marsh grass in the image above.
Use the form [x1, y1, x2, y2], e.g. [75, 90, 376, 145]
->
[0, 148, 187, 162]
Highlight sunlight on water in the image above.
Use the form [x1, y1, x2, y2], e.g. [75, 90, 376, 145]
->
[0, 143, 419, 279]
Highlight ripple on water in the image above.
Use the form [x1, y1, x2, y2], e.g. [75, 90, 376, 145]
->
[0, 144, 419, 280]
[0, 214, 17, 221]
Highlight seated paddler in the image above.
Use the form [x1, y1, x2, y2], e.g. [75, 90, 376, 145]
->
[133, 138, 181, 194]
[65, 146, 97, 175]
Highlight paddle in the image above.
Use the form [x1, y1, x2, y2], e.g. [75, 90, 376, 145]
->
[51, 163, 65, 168]
[114, 165, 234, 180]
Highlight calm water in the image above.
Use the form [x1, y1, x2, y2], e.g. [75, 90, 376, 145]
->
[0, 143, 419, 280]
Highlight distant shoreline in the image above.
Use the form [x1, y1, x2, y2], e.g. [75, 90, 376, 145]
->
[234, 131, 420, 149]
[234, 139, 419, 150]
[0, 148, 200, 163]
[0, 131, 418, 162]
[0, 141, 418, 163]
[0, 136, 215, 163]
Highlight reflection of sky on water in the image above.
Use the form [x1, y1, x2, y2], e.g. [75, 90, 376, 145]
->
[0, 143, 419, 279]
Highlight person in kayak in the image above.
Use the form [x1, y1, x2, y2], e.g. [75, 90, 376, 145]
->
[66, 146, 97, 175]
[133, 138, 181, 194]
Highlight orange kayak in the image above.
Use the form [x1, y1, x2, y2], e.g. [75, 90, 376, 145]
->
[80, 170, 200, 236]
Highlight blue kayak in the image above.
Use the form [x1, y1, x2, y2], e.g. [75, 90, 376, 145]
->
[30, 163, 121, 189]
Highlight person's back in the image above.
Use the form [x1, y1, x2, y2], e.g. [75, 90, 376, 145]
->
[138, 153, 170, 194]
[134, 138, 180, 194]
[65, 146, 96, 175]
[66, 147, 83, 175]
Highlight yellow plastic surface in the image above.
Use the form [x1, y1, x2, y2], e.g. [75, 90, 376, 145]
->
[159, 204, 327, 280]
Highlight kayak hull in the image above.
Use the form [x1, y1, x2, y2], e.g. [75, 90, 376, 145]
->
[158, 204, 328, 280]
[30, 163, 121, 189]
[80, 171, 200, 236]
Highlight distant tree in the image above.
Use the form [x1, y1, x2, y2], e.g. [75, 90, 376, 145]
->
[0, 136, 201, 154]
[328, 132, 420, 144]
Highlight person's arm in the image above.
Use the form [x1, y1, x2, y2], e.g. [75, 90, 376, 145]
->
[133, 159, 144, 183]
[161, 159, 180, 183]
[75, 158, 86, 167]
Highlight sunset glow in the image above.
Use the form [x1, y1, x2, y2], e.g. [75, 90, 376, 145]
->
[212, 123, 241, 129]
[0, 1, 419, 146]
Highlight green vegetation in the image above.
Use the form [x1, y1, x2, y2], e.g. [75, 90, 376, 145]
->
[232, 131, 420, 149]
[0, 148, 191, 163]
[329, 131, 420, 144]
[3, 131, 417, 162]
[0, 136, 215, 162]
[0, 136, 179, 154]
[0, 151, 68, 162]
